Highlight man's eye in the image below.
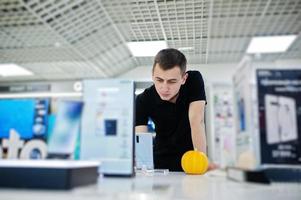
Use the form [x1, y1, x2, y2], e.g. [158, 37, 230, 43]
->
[157, 79, 163, 82]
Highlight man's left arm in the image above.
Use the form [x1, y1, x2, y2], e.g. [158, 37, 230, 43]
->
[188, 100, 207, 153]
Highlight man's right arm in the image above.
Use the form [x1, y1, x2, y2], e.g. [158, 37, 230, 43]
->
[135, 92, 149, 133]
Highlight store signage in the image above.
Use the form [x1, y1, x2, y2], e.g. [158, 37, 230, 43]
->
[0, 84, 50, 93]
[0, 130, 47, 159]
[257, 69, 301, 165]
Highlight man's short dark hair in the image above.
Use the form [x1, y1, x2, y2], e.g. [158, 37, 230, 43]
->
[152, 48, 187, 74]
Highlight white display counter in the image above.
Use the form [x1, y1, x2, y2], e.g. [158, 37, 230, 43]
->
[1, 170, 300, 200]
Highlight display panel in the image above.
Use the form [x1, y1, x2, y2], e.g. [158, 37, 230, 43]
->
[257, 69, 301, 165]
[81, 80, 134, 176]
[47, 101, 83, 155]
[135, 133, 154, 170]
[0, 99, 49, 139]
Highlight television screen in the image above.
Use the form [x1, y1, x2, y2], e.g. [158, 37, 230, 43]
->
[0, 99, 49, 139]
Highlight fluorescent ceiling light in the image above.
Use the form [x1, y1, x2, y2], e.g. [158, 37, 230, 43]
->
[178, 47, 194, 51]
[127, 41, 167, 57]
[0, 63, 33, 76]
[247, 35, 297, 54]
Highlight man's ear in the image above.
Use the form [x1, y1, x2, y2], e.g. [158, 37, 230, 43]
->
[181, 72, 188, 85]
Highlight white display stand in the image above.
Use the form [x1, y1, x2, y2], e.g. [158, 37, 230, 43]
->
[231, 56, 301, 182]
[232, 56, 260, 169]
[80, 79, 135, 176]
[1, 171, 301, 199]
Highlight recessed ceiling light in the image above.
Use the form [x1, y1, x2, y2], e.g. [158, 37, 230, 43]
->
[178, 47, 194, 51]
[127, 41, 167, 57]
[54, 42, 61, 47]
[246, 35, 297, 54]
[0, 63, 33, 77]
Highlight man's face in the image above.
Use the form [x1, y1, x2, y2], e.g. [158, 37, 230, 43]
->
[152, 64, 187, 102]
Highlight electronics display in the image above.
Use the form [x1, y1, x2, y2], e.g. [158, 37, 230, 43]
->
[278, 96, 298, 142]
[135, 133, 154, 170]
[47, 101, 84, 155]
[33, 99, 49, 138]
[257, 69, 301, 165]
[265, 95, 298, 144]
[81, 80, 135, 176]
[265, 95, 280, 144]
[0, 99, 49, 139]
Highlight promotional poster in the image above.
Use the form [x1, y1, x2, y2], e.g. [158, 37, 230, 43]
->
[0, 99, 49, 140]
[80, 80, 135, 176]
[257, 69, 301, 165]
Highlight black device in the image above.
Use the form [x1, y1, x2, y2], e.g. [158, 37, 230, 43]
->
[0, 160, 99, 189]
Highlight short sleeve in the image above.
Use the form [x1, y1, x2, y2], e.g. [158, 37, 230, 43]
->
[186, 71, 206, 103]
[135, 92, 149, 126]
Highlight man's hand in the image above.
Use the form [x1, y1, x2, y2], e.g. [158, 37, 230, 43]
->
[135, 125, 148, 133]
[207, 162, 219, 171]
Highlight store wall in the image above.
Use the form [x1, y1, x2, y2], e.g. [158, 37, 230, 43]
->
[118, 59, 301, 84]
[118, 63, 237, 83]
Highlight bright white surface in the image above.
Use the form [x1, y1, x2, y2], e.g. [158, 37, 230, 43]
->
[246, 35, 297, 54]
[127, 41, 167, 57]
[0, 64, 33, 77]
[0, 160, 100, 169]
[118, 64, 237, 83]
[118, 60, 301, 84]
[0, 170, 300, 200]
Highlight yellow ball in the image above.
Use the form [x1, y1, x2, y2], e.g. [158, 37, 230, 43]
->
[181, 150, 209, 174]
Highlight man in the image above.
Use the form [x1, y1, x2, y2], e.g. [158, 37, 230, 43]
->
[135, 48, 207, 171]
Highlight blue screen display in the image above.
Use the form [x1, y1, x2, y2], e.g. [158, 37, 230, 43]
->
[0, 99, 49, 139]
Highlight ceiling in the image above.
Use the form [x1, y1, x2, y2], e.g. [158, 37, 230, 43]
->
[0, 0, 300, 82]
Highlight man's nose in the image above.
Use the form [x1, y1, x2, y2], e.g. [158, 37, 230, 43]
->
[160, 82, 169, 91]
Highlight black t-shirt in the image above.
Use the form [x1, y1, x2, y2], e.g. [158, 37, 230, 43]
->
[135, 70, 206, 171]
